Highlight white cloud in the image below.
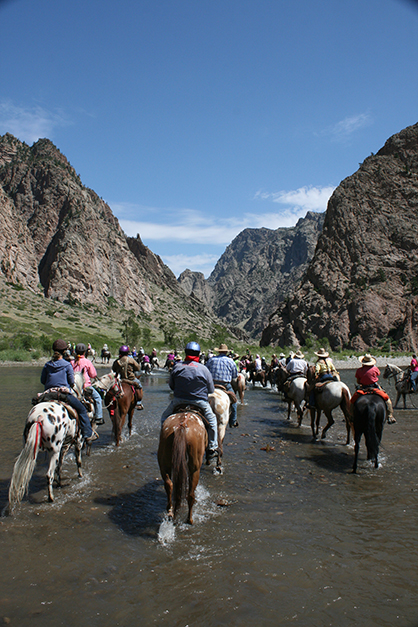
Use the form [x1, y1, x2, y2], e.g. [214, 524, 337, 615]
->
[0, 100, 69, 143]
[255, 185, 335, 213]
[116, 185, 334, 250]
[323, 113, 373, 142]
[161, 253, 220, 278]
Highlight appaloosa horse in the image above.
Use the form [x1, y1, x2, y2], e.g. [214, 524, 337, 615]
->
[352, 393, 386, 473]
[6, 401, 83, 513]
[158, 410, 207, 524]
[306, 366, 352, 443]
[104, 378, 143, 446]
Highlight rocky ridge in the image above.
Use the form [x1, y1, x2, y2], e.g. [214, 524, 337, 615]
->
[0, 133, 237, 342]
[261, 122, 418, 352]
[178, 211, 324, 338]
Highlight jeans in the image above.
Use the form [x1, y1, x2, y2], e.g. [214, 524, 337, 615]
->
[66, 393, 92, 438]
[411, 371, 418, 391]
[87, 386, 103, 420]
[213, 381, 238, 427]
[161, 397, 218, 450]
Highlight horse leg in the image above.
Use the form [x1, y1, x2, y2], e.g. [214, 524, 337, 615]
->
[127, 402, 135, 437]
[46, 451, 60, 502]
[310, 408, 317, 440]
[352, 435, 361, 473]
[393, 391, 401, 409]
[403, 393, 407, 410]
[315, 409, 322, 436]
[287, 401, 292, 420]
[321, 411, 334, 439]
[162, 472, 174, 519]
[187, 469, 201, 525]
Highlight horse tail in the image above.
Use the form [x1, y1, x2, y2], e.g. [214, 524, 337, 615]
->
[7, 422, 42, 514]
[171, 423, 189, 516]
[364, 404, 379, 463]
[341, 387, 353, 421]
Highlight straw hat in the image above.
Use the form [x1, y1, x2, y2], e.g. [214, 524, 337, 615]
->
[215, 343, 229, 353]
[359, 354, 376, 366]
[294, 350, 305, 359]
[315, 348, 329, 359]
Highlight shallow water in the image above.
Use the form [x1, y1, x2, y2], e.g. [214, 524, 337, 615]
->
[1, 367, 418, 627]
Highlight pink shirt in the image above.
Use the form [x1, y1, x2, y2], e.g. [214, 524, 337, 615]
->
[411, 358, 418, 372]
[355, 365, 380, 386]
[72, 356, 97, 387]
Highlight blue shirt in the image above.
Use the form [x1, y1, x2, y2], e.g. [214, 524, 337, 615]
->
[206, 355, 238, 383]
[169, 359, 214, 401]
[41, 358, 75, 390]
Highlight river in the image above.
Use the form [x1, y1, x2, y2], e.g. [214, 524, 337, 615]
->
[0, 366, 417, 627]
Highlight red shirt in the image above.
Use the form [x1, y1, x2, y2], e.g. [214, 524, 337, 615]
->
[355, 365, 380, 386]
[410, 358, 418, 372]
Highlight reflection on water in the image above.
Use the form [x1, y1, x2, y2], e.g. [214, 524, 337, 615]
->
[1, 366, 418, 626]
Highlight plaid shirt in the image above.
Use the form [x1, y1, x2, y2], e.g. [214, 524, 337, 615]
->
[206, 355, 238, 383]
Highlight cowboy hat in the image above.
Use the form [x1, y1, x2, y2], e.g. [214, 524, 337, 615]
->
[279, 352, 286, 358]
[359, 354, 376, 366]
[215, 343, 229, 353]
[315, 348, 329, 358]
[294, 350, 305, 359]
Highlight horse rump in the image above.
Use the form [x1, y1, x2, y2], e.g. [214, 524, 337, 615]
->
[352, 395, 385, 473]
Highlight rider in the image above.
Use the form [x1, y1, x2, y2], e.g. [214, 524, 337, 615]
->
[206, 343, 238, 428]
[254, 354, 262, 372]
[307, 348, 339, 409]
[355, 354, 395, 422]
[41, 339, 98, 444]
[161, 341, 218, 459]
[286, 350, 308, 377]
[410, 354, 418, 392]
[112, 345, 143, 408]
[72, 343, 104, 425]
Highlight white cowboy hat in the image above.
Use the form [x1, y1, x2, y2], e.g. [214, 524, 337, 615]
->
[294, 350, 305, 359]
[214, 343, 229, 353]
[359, 354, 376, 366]
[315, 348, 329, 358]
[279, 353, 286, 358]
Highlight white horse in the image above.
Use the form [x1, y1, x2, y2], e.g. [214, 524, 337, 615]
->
[208, 388, 231, 474]
[383, 363, 411, 409]
[306, 367, 352, 443]
[284, 376, 307, 423]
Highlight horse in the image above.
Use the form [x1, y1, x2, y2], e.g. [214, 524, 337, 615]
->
[232, 372, 246, 404]
[86, 347, 96, 362]
[383, 363, 411, 409]
[247, 362, 268, 387]
[306, 366, 353, 443]
[6, 400, 83, 513]
[273, 362, 289, 393]
[158, 410, 207, 524]
[103, 377, 143, 446]
[283, 375, 307, 423]
[352, 393, 386, 473]
[101, 348, 111, 364]
[208, 387, 231, 473]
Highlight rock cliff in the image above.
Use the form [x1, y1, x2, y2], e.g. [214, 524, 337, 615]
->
[178, 212, 324, 338]
[0, 133, 232, 341]
[261, 122, 418, 352]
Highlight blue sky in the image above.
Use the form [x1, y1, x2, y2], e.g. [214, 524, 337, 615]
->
[1, 0, 417, 277]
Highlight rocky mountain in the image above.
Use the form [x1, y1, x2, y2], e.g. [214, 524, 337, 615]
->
[261, 121, 418, 352]
[0, 133, 236, 342]
[178, 211, 324, 338]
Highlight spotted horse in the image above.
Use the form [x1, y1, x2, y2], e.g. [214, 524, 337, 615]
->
[6, 400, 86, 515]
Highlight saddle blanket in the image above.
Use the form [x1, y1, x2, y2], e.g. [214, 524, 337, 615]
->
[351, 388, 389, 404]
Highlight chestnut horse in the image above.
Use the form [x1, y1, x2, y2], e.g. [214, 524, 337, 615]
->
[158, 411, 207, 524]
[104, 379, 143, 446]
[232, 372, 246, 404]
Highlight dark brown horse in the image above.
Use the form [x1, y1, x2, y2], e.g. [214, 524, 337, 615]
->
[158, 411, 207, 524]
[105, 380, 143, 446]
[352, 393, 386, 473]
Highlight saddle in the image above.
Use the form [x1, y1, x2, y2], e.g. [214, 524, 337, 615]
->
[351, 387, 389, 404]
[172, 404, 208, 427]
[283, 374, 306, 393]
[32, 390, 79, 422]
[214, 384, 237, 405]
[314, 376, 339, 393]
